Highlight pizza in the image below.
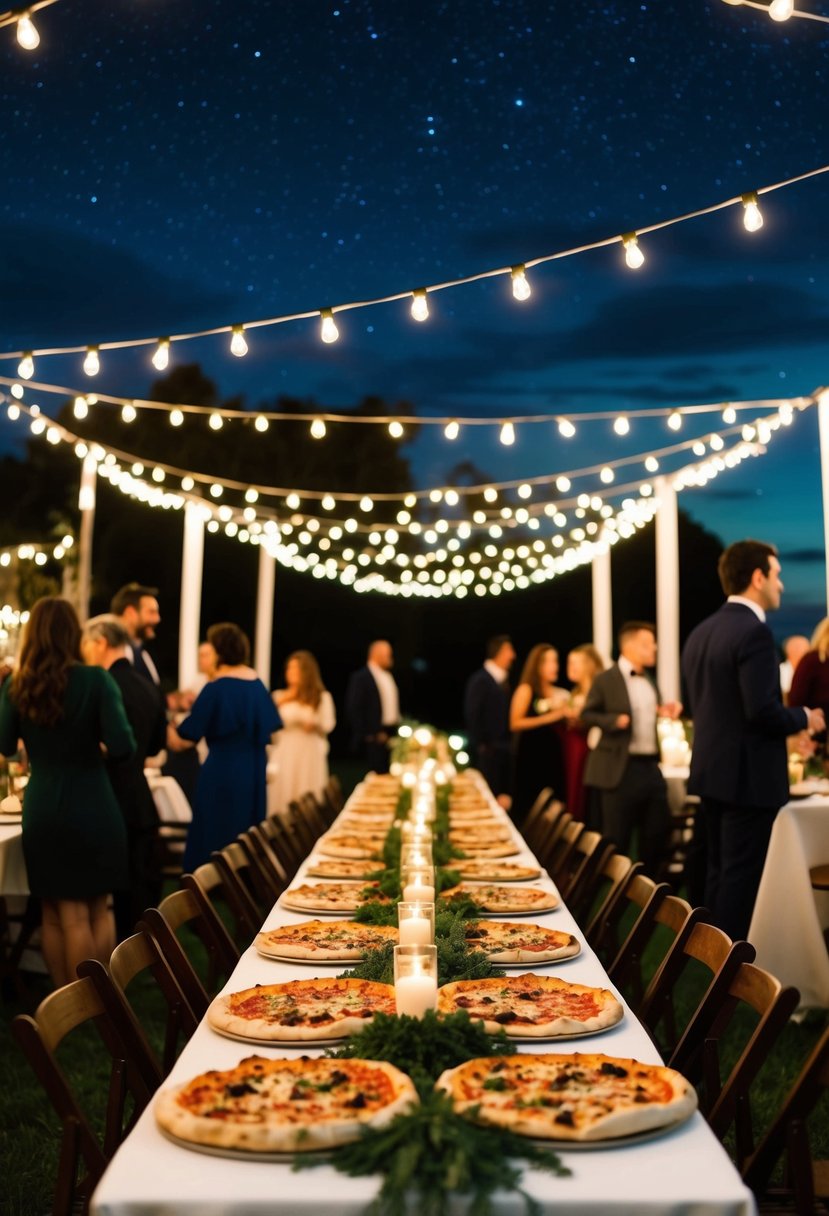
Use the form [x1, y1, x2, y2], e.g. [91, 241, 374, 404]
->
[316, 834, 385, 860]
[449, 827, 513, 843]
[436, 974, 623, 1038]
[447, 860, 542, 883]
[155, 1054, 417, 1153]
[208, 977, 397, 1041]
[255, 920, 398, 961]
[282, 881, 388, 913]
[441, 883, 559, 913]
[464, 921, 580, 964]
[435, 1053, 696, 1142]
[338, 812, 395, 828]
[306, 858, 384, 880]
[451, 842, 521, 859]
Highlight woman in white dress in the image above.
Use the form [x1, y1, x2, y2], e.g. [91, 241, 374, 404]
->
[267, 650, 336, 816]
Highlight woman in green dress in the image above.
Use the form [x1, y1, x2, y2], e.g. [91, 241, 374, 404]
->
[0, 597, 135, 987]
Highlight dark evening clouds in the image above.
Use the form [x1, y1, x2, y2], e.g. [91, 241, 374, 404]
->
[1, 0, 828, 612]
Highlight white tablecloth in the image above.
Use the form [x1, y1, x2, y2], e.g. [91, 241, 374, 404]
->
[0, 820, 27, 897]
[92, 776, 755, 1216]
[749, 795, 829, 1009]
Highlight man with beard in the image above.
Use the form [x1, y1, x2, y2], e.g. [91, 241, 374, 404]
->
[111, 582, 162, 686]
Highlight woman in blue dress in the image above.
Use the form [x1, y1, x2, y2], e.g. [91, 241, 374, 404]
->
[169, 622, 281, 870]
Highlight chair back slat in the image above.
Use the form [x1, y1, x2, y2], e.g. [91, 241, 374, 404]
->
[583, 855, 641, 946]
[187, 858, 260, 948]
[606, 887, 691, 1007]
[143, 885, 238, 1009]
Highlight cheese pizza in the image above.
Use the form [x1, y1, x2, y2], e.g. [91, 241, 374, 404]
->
[255, 920, 397, 961]
[208, 977, 397, 1042]
[464, 921, 580, 964]
[441, 883, 558, 913]
[282, 881, 387, 914]
[156, 1054, 417, 1153]
[436, 1053, 695, 1142]
[447, 860, 541, 882]
[316, 834, 385, 860]
[437, 974, 623, 1038]
[306, 858, 384, 880]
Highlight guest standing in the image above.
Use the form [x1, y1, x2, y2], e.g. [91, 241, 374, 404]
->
[682, 540, 824, 940]
[563, 644, 606, 821]
[464, 635, 517, 807]
[581, 622, 681, 877]
[81, 614, 167, 940]
[168, 622, 281, 870]
[788, 619, 829, 733]
[0, 597, 134, 988]
[268, 650, 336, 815]
[111, 582, 162, 686]
[779, 634, 810, 703]
[509, 644, 571, 827]
[345, 640, 400, 774]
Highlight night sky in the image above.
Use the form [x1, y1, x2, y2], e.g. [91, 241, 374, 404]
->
[2, 0, 829, 633]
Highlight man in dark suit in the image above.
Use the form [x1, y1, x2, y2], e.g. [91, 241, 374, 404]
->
[111, 582, 162, 686]
[581, 621, 682, 878]
[464, 635, 516, 806]
[82, 614, 168, 939]
[681, 539, 824, 941]
[345, 640, 401, 773]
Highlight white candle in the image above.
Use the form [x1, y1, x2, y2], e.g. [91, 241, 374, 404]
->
[402, 881, 435, 903]
[395, 974, 438, 1018]
[399, 916, 432, 946]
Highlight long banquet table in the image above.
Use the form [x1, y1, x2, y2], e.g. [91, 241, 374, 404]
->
[91, 773, 756, 1216]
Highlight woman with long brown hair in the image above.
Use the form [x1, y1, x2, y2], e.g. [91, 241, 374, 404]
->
[563, 643, 606, 821]
[267, 649, 336, 815]
[0, 597, 135, 987]
[509, 643, 572, 827]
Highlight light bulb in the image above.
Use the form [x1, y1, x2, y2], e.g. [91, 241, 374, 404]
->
[322, 494, 336, 510]
[16, 14, 40, 50]
[511, 264, 532, 301]
[320, 310, 339, 343]
[360, 495, 373, 512]
[741, 192, 763, 232]
[73, 396, 88, 420]
[517, 483, 532, 499]
[444, 420, 460, 440]
[83, 347, 100, 376]
[668, 411, 682, 431]
[388, 420, 404, 439]
[254, 414, 269, 432]
[11, 383, 24, 399]
[17, 353, 34, 380]
[769, 0, 794, 18]
[622, 233, 645, 269]
[209, 412, 223, 430]
[310, 418, 327, 439]
[286, 493, 301, 509]
[613, 416, 630, 435]
[152, 339, 170, 370]
[411, 290, 429, 322]
[558, 418, 576, 438]
[500, 422, 515, 446]
[230, 326, 248, 357]
[556, 476, 571, 492]
[645, 456, 659, 472]
[245, 488, 259, 503]
[722, 406, 737, 425]
[121, 403, 137, 423]
[170, 409, 184, 427]
[484, 486, 498, 503]
[600, 467, 615, 484]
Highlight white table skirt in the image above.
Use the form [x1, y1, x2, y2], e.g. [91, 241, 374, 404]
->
[749, 795, 829, 1009]
[92, 775, 755, 1216]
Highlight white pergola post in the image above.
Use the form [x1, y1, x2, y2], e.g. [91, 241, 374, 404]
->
[655, 476, 680, 702]
[592, 536, 613, 664]
[76, 455, 97, 622]
[818, 390, 829, 613]
[254, 545, 276, 686]
[178, 501, 205, 690]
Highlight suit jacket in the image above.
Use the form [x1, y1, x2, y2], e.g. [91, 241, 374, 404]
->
[681, 601, 808, 808]
[106, 658, 167, 832]
[464, 668, 511, 750]
[130, 641, 160, 686]
[345, 666, 384, 751]
[580, 664, 661, 791]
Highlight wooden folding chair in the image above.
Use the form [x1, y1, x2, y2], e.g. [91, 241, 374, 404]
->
[517, 787, 556, 843]
[523, 799, 565, 858]
[554, 829, 616, 910]
[297, 792, 330, 841]
[238, 828, 289, 892]
[185, 859, 260, 950]
[142, 885, 238, 1012]
[588, 870, 668, 963]
[78, 925, 200, 1082]
[213, 840, 280, 921]
[606, 887, 695, 1008]
[12, 976, 157, 1216]
[285, 800, 318, 855]
[325, 774, 344, 814]
[741, 1022, 829, 1210]
[257, 815, 303, 880]
[636, 919, 756, 1073]
[539, 818, 585, 880]
[582, 854, 642, 946]
[700, 963, 800, 1171]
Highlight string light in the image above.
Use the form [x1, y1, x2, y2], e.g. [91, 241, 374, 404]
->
[444, 420, 460, 440]
[613, 416, 630, 436]
[72, 396, 88, 420]
[83, 347, 100, 376]
[741, 191, 764, 232]
[722, 406, 737, 424]
[170, 409, 184, 427]
[17, 353, 34, 380]
[360, 495, 374, 512]
[230, 326, 248, 357]
[10, 383, 24, 399]
[322, 494, 336, 510]
[558, 419, 576, 438]
[121, 403, 137, 423]
[209, 412, 223, 430]
[16, 12, 39, 49]
[152, 339, 170, 371]
[621, 233, 645, 270]
[254, 414, 269, 432]
[500, 422, 515, 446]
[769, 0, 794, 18]
[310, 418, 327, 439]
[668, 411, 683, 431]
[511, 265, 532, 301]
[411, 290, 429, 322]
[388, 420, 404, 439]
[320, 310, 339, 344]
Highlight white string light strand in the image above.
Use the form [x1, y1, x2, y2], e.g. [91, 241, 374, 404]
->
[2, 160, 829, 367]
[0, 0, 61, 49]
[721, 0, 829, 25]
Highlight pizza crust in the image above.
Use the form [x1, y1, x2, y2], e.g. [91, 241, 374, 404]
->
[436, 1053, 696, 1142]
[155, 1055, 418, 1153]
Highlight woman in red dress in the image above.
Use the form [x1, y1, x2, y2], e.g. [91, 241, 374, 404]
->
[562, 644, 606, 821]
